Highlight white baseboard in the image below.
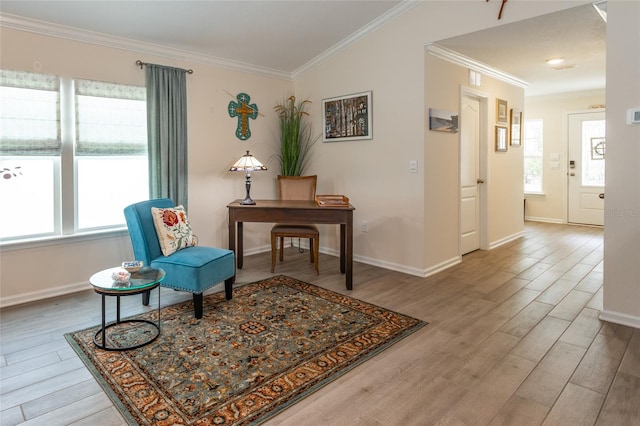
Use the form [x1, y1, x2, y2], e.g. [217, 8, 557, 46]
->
[353, 254, 427, 277]
[488, 230, 526, 250]
[0, 243, 488, 308]
[525, 216, 564, 224]
[242, 244, 272, 256]
[599, 309, 640, 329]
[0, 281, 89, 309]
[423, 256, 462, 277]
[354, 253, 458, 278]
[322, 245, 460, 278]
[226, 243, 428, 277]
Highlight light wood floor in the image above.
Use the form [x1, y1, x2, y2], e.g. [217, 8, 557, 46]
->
[1, 222, 639, 425]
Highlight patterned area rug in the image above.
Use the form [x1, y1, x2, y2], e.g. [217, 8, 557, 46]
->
[66, 275, 426, 425]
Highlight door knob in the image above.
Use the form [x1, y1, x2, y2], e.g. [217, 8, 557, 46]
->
[476, 178, 485, 184]
[569, 172, 576, 176]
[599, 193, 605, 199]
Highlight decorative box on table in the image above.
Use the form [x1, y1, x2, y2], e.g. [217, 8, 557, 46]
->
[315, 195, 349, 207]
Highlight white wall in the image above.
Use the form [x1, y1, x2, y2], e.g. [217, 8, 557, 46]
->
[294, 0, 550, 275]
[424, 53, 525, 271]
[601, 0, 640, 328]
[525, 91, 606, 222]
[1, 1, 609, 306]
[0, 27, 291, 306]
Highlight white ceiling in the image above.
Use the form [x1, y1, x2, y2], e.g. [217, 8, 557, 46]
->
[0, 1, 606, 96]
[436, 3, 606, 97]
[0, 0, 405, 74]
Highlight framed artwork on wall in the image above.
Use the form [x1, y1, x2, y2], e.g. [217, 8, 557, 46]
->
[496, 98, 508, 124]
[322, 91, 372, 142]
[510, 108, 522, 146]
[428, 108, 459, 133]
[495, 125, 508, 152]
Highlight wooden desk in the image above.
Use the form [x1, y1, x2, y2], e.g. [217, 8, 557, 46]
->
[227, 199, 355, 290]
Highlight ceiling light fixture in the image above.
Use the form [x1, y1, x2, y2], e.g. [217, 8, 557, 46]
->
[546, 58, 565, 66]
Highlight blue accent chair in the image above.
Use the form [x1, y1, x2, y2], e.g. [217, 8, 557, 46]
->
[124, 198, 235, 319]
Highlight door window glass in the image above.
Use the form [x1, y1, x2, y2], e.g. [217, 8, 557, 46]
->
[581, 120, 605, 186]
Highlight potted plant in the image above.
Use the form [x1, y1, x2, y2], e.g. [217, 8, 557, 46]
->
[274, 95, 318, 176]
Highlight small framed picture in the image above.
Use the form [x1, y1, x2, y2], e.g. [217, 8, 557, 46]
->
[496, 98, 508, 124]
[510, 109, 522, 146]
[322, 91, 372, 142]
[428, 108, 459, 133]
[495, 125, 508, 152]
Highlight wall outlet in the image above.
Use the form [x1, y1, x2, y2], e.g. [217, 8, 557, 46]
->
[361, 221, 368, 232]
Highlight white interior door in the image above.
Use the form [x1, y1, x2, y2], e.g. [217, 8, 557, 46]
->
[568, 111, 606, 225]
[460, 94, 482, 254]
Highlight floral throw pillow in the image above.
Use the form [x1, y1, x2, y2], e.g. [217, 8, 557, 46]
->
[151, 205, 197, 256]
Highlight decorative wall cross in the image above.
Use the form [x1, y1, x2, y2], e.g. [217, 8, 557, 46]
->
[228, 93, 258, 140]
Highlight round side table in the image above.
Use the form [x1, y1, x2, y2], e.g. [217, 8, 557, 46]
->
[89, 267, 165, 351]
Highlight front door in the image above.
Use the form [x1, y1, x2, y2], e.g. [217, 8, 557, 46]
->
[567, 111, 606, 225]
[460, 94, 482, 254]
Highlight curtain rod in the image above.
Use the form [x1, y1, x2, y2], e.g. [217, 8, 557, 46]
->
[136, 60, 193, 74]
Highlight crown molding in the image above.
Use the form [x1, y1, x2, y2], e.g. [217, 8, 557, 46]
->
[426, 43, 529, 89]
[0, 13, 293, 81]
[2, 1, 421, 83]
[292, 0, 421, 79]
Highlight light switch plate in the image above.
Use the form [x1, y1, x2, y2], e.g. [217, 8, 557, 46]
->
[469, 70, 482, 87]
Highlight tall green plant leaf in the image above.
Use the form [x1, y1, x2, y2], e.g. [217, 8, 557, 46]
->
[274, 96, 318, 176]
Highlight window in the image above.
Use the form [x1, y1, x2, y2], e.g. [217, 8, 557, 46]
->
[580, 119, 605, 187]
[75, 79, 148, 230]
[0, 70, 148, 241]
[523, 119, 543, 194]
[0, 70, 60, 239]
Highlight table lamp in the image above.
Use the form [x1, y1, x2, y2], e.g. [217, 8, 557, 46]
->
[229, 150, 267, 205]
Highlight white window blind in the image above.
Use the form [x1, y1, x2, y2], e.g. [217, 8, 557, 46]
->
[0, 69, 61, 155]
[75, 79, 149, 230]
[0, 70, 149, 241]
[75, 79, 147, 156]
